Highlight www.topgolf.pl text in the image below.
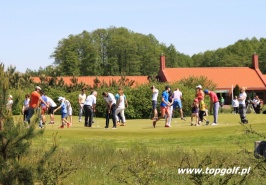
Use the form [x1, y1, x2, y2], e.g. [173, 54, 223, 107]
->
[178, 167, 251, 176]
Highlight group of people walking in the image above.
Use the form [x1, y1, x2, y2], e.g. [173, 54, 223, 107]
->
[232, 95, 262, 115]
[151, 85, 250, 128]
[151, 85, 186, 128]
[15, 84, 254, 129]
[21, 86, 129, 129]
[22, 86, 73, 128]
[78, 87, 128, 129]
[188, 85, 214, 126]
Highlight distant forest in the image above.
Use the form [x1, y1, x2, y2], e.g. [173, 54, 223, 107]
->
[25, 26, 266, 77]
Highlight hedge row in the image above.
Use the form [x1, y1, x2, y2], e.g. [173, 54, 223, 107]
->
[8, 81, 214, 119]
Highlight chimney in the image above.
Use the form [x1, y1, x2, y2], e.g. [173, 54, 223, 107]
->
[252, 53, 259, 69]
[160, 55, 165, 71]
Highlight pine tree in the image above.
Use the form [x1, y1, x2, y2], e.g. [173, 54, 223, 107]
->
[233, 84, 240, 97]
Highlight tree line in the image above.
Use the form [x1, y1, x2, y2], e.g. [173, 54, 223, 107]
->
[25, 27, 266, 77]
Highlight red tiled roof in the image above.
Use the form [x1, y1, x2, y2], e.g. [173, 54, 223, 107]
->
[161, 67, 266, 90]
[264, 75, 266, 81]
[31, 76, 149, 87]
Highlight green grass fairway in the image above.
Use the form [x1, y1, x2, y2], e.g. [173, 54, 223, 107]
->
[31, 113, 266, 153]
[12, 113, 266, 184]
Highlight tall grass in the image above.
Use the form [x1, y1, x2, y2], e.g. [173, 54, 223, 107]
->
[13, 113, 266, 184]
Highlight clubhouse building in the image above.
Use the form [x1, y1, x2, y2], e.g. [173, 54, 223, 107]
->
[157, 54, 266, 104]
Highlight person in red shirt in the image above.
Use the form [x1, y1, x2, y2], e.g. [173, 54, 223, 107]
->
[26, 86, 49, 127]
[204, 89, 219, 126]
[195, 85, 204, 101]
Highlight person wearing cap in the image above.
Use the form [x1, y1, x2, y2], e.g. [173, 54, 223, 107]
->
[204, 89, 219, 125]
[53, 97, 70, 128]
[238, 87, 248, 124]
[195, 85, 208, 125]
[78, 88, 86, 122]
[151, 85, 159, 120]
[195, 85, 204, 101]
[172, 88, 186, 121]
[64, 98, 73, 126]
[84, 91, 97, 127]
[153, 85, 171, 128]
[102, 92, 117, 129]
[191, 98, 199, 126]
[26, 86, 49, 126]
[6, 95, 13, 112]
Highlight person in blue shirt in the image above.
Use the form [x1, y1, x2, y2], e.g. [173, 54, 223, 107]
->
[153, 86, 171, 128]
[53, 96, 70, 128]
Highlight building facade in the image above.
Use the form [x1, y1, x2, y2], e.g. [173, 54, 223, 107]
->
[157, 54, 266, 104]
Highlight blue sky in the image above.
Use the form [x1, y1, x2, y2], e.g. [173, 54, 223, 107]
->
[0, 0, 265, 72]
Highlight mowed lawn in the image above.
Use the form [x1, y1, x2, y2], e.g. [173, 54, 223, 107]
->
[26, 113, 266, 153]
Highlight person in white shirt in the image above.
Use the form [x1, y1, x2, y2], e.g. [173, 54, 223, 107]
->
[65, 98, 73, 126]
[22, 94, 30, 121]
[238, 87, 248, 124]
[78, 88, 86, 122]
[115, 92, 123, 125]
[232, 96, 239, 114]
[47, 96, 57, 124]
[151, 86, 159, 120]
[173, 88, 186, 121]
[6, 95, 13, 112]
[115, 88, 128, 126]
[84, 91, 97, 127]
[252, 95, 261, 114]
[102, 92, 117, 129]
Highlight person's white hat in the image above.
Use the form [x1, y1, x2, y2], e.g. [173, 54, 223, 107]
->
[9, 95, 12, 98]
[58, 96, 64, 101]
[36, 86, 42, 90]
[196, 85, 202, 89]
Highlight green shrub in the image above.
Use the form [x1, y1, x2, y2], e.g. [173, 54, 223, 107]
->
[9, 76, 219, 119]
